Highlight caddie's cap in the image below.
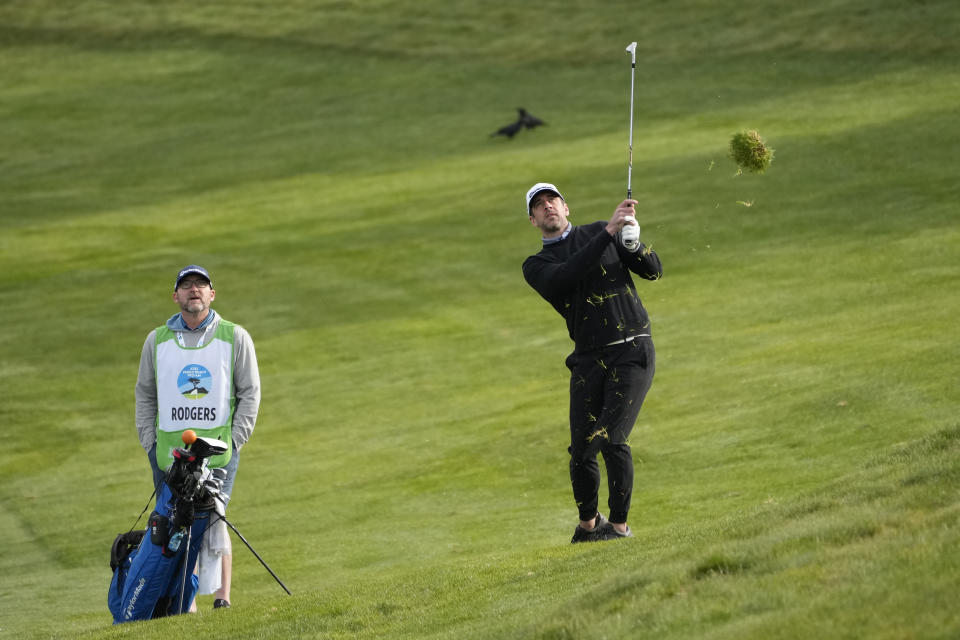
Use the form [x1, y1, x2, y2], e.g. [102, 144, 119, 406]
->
[525, 182, 564, 214]
[175, 265, 212, 289]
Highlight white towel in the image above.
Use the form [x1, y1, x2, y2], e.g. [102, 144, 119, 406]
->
[197, 502, 229, 595]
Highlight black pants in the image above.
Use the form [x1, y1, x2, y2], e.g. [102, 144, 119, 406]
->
[566, 337, 655, 523]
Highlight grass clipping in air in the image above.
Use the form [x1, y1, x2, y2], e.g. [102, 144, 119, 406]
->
[729, 129, 774, 174]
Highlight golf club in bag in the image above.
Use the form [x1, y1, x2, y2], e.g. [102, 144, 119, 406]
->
[108, 433, 226, 623]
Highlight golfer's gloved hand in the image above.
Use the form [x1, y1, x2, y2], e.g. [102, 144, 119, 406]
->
[620, 216, 640, 252]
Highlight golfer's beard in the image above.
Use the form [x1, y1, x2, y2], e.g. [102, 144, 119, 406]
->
[543, 218, 566, 233]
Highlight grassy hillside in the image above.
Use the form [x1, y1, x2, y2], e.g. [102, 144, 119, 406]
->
[1, 1, 958, 638]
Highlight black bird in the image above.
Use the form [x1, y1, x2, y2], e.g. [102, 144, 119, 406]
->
[518, 107, 545, 130]
[491, 107, 546, 139]
[491, 118, 524, 139]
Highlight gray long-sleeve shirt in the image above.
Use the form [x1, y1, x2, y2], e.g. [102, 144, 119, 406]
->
[135, 310, 260, 452]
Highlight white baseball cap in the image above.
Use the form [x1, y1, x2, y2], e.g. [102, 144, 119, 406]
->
[525, 182, 564, 215]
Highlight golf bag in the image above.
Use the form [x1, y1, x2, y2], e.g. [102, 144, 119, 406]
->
[109, 437, 227, 624]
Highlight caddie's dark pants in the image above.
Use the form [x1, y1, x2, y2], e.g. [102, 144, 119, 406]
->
[566, 337, 655, 523]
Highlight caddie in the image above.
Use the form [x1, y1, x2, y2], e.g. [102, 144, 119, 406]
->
[135, 264, 260, 609]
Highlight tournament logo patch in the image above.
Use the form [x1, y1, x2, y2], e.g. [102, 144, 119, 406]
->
[178, 364, 212, 399]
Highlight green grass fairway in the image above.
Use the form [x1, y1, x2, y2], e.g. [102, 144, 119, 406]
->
[1, 1, 959, 638]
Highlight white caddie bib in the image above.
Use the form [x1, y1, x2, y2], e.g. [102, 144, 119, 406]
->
[154, 320, 236, 469]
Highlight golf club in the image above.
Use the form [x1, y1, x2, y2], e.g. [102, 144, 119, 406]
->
[625, 41, 637, 200]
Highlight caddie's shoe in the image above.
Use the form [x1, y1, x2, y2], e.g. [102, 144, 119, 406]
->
[213, 599, 231, 609]
[570, 513, 609, 544]
[597, 522, 633, 541]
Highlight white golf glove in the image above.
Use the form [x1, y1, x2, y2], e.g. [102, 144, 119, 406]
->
[620, 216, 640, 252]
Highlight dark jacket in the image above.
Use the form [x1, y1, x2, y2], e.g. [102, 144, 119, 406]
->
[523, 221, 662, 354]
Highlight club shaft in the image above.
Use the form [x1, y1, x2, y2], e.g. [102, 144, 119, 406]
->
[627, 58, 636, 200]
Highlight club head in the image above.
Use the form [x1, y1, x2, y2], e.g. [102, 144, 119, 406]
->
[190, 436, 229, 459]
[625, 42, 637, 63]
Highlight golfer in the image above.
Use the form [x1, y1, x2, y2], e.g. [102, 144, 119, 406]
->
[522, 183, 661, 543]
[135, 265, 261, 608]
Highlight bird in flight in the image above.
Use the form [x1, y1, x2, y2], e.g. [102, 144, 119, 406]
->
[491, 108, 546, 139]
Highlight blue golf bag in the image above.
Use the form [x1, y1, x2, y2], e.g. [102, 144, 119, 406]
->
[109, 437, 227, 624]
